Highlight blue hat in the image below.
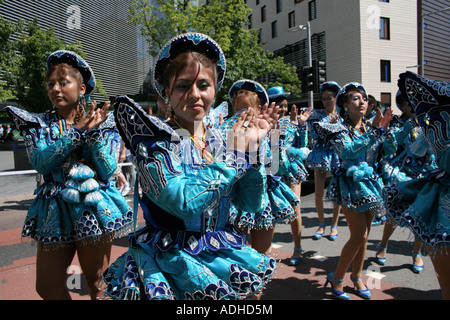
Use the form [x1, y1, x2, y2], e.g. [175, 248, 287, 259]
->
[397, 71, 450, 127]
[267, 86, 290, 100]
[336, 82, 367, 109]
[320, 81, 341, 94]
[47, 50, 96, 97]
[153, 33, 226, 100]
[229, 79, 269, 107]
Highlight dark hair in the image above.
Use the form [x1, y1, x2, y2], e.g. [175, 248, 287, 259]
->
[46, 63, 83, 86]
[338, 88, 367, 119]
[322, 87, 339, 97]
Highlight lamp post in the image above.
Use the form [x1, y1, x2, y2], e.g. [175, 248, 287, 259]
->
[419, 5, 450, 75]
[289, 22, 313, 108]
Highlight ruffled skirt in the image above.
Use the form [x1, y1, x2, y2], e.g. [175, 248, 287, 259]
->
[383, 171, 450, 250]
[306, 143, 340, 172]
[281, 148, 310, 185]
[22, 183, 133, 246]
[326, 163, 385, 216]
[101, 226, 277, 300]
[229, 176, 299, 229]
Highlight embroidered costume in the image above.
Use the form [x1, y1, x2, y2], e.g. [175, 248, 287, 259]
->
[383, 72, 450, 250]
[221, 80, 299, 230]
[6, 50, 132, 246]
[314, 83, 396, 217]
[100, 34, 276, 300]
[306, 81, 342, 173]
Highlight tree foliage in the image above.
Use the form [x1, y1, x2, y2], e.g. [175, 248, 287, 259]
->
[0, 17, 106, 112]
[128, 0, 301, 102]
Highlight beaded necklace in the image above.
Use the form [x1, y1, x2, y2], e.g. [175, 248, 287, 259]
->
[172, 115, 214, 164]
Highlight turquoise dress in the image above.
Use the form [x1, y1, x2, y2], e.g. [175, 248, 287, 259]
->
[380, 116, 436, 184]
[306, 109, 341, 173]
[6, 107, 133, 246]
[278, 116, 311, 186]
[314, 121, 396, 216]
[383, 72, 450, 251]
[220, 113, 300, 230]
[101, 97, 276, 300]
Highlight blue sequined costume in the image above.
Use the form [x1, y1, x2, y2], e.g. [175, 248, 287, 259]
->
[220, 113, 300, 230]
[314, 121, 396, 216]
[380, 116, 436, 184]
[306, 109, 341, 173]
[6, 107, 133, 246]
[383, 72, 450, 250]
[101, 97, 276, 300]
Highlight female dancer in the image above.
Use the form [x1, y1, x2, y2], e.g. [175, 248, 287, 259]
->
[267, 86, 310, 265]
[6, 50, 133, 299]
[384, 71, 450, 299]
[375, 91, 436, 273]
[101, 33, 279, 300]
[315, 83, 393, 299]
[306, 81, 342, 241]
[225, 81, 300, 264]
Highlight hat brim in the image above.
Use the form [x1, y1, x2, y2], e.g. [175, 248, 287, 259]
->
[153, 33, 226, 99]
[336, 83, 367, 109]
[229, 79, 269, 107]
[47, 50, 96, 97]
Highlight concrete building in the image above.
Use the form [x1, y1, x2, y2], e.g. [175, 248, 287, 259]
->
[0, 0, 153, 103]
[246, 0, 419, 109]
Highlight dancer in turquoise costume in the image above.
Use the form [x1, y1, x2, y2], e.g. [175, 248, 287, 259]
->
[267, 86, 311, 265]
[306, 81, 342, 241]
[224, 81, 300, 264]
[315, 83, 394, 299]
[383, 71, 450, 299]
[5, 50, 133, 299]
[375, 91, 437, 273]
[101, 33, 278, 300]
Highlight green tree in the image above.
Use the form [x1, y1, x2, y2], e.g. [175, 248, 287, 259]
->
[0, 15, 21, 102]
[0, 15, 107, 112]
[128, 0, 301, 102]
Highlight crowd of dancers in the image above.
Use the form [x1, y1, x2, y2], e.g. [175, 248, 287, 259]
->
[5, 32, 449, 300]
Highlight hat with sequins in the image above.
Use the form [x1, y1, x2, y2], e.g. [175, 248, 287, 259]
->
[153, 32, 226, 100]
[320, 81, 341, 95]
[229, 79, 269, 107]
[336, 82, 367, 109]
[47, 50, 96, 98]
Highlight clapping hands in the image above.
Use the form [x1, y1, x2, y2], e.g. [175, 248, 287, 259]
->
[229, 102, 280, 153]
[75, 101, 111, 132]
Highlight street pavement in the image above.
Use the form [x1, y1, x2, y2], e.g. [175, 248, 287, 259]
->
[0, 150, 443, 300]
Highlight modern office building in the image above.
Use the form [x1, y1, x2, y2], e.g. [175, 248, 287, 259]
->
[0, 0, 153, 103]
[419, 0, 450, 81]
[246, 0, 420, 109]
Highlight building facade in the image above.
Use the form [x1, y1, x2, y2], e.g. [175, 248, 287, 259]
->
[0, 0, 153, 103]
[246, 0, 419, 109]
[419, 0, 450, 81]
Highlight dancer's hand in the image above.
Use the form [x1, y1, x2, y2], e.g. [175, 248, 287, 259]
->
[75, 101, 111, 131]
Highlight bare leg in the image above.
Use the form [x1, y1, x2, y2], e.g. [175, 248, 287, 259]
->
[332, 208, 372, 291]
[76, 237, 112, 300]
[426, 246, 450, 300]
[376, 220, 396, 260]
[36, 243, 76, 300]
[314, 170, 326, 236]
[249, 228, 275, 300]
[289, 183, 302, 259]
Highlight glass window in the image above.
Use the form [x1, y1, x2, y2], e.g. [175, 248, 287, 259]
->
[309, 0, 317, 21]
[288, 11, 296, 29]
[380, 60, 391, 82]
[272, 20, 278, 38]
[380, 17, 390, 40]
